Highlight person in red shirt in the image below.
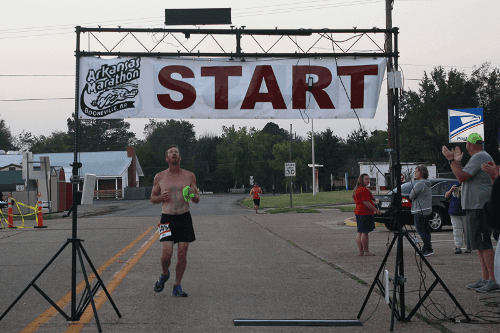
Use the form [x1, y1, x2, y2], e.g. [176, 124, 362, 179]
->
[250, 183, 263, 213]
[352, 173, 380, 256]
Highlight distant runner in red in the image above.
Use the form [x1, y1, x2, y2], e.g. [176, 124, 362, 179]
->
[250, 183, 263, 214]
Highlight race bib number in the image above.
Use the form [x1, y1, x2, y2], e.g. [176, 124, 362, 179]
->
[158, 223, 171, 240]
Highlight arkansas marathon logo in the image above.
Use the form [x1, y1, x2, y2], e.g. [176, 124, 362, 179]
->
[80, 57, 141, 117]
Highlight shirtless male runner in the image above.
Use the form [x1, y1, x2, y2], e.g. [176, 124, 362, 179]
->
[151, 145, 200, 297]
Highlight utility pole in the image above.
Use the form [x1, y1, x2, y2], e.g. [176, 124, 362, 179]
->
[386, 0, 395, 188]
[289, 124, 293, 207]
[312, 119, 316, 196]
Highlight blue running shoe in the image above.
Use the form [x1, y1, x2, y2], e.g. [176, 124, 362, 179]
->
[172, 284, 188, 297]
[154, 271, 170, 292]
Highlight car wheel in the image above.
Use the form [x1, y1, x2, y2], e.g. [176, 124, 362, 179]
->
[428, 210, 444, 232]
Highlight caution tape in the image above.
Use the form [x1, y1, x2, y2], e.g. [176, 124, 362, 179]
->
[0, 198, 40, 229]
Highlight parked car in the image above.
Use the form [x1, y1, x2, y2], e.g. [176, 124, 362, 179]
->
[373, 178, 456, 232]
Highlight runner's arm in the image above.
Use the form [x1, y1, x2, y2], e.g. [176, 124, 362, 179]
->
[190, 173, 200, 204]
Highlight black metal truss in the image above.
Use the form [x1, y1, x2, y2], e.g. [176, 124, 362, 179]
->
[75, 26, 398, 60]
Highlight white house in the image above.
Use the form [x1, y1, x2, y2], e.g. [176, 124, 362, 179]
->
[359, 162, 437, 193]
[0, 147, 143, 200]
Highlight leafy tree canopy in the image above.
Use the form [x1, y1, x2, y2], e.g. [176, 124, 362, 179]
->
[0, 118, 14, 151]
[399, 63, 500, 170]
[67, 116, 136, 152]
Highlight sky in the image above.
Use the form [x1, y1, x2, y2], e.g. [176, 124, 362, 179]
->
[1, 0, 499, 145]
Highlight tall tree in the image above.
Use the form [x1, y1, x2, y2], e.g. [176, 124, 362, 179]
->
[471, 63, 500, 163]
[0, 118, 14, 151]
[190, 133, 222, 192]
[270, 140, 310, 191]
[345, 127, 369, 159]
[30, 131, 72, 153]
[262, 122, 289, 143]
[67, 116, 137, 152]
[215, 125, 253, 188]
[313, 128, 346, 190]
[11, 130, 36, 152]
[136, 119, 196, 185]
[399, 67, 478, 169]
[215, 125, 274, 190]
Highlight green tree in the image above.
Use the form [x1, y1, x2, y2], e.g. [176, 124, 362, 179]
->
[262, 122, 289, 143]
[215, 125, 274, 190]
[30, 131, 72, 153]
[313, 128, 346, 191]
[136, 119, 196, 186]
[345, 127, 369, 159]
[471, 63, 500, 163]
[0, 118, 14, 151]
[67, 116, 137, 152]
[215, 125, 253, 188]
[191, 133, 222, 192]
[12, 130, 36, 151]
[399, 67, 477, 169]
[270, 140, 310, 192]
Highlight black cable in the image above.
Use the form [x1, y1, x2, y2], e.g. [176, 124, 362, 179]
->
[330, 33, 389, 184]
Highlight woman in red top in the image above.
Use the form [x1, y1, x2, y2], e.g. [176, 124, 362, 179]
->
[352, 173, 380, 256]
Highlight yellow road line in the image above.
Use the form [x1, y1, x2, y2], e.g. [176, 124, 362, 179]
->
[65, 231, 159, 332]
[20, 226, 155, 333]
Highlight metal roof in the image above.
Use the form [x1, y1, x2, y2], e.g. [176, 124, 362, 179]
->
[0, 151, 143, 181]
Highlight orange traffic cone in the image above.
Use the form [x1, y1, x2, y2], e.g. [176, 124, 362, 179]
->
[34, 194, 47, 228]
[7, 193, 14, 228]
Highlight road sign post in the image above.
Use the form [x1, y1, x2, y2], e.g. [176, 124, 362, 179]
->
[285, 163, 296, 207]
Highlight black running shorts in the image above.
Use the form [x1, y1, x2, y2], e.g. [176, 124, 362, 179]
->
[158, 212, 196, 244]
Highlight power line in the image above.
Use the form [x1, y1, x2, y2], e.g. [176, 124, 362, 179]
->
[0, 0, 384, 39]
[0, 98, 73, 102]
[0, 75, 73, 77]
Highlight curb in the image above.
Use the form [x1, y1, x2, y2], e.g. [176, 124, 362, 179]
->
[345, 216, 386, 228]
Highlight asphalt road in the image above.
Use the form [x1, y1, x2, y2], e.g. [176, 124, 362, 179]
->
[1, 195, 497, 333]
[80, 194, 251, 217]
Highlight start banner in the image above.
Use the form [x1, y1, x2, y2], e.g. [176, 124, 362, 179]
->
[78, 56, 386, 120]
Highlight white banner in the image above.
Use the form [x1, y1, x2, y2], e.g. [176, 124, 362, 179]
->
[78, 56, 386, 120]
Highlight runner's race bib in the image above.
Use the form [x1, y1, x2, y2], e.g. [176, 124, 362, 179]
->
[158, 223, 171, 240]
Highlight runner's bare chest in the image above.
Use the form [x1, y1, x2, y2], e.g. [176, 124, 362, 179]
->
[159, 170, 191, 210]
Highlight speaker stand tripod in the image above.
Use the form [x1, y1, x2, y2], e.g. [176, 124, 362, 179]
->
[0, 217, 122, 332]
[357, 228, 470, 331]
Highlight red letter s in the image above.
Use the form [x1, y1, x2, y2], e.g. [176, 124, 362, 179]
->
[157, 66, 196, 110]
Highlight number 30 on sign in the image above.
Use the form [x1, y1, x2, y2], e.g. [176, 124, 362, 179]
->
[285, 163, 296, 177]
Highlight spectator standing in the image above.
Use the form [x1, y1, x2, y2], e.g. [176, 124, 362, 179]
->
[352, 173, 380, 256]
[442, 133, 499, 293]
[409, 165, 434, 257]
[444, 181, 471, 254]
[481, 161, 500, 283]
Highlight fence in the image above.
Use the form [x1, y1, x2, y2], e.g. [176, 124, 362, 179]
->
[94, 189, 122, 199]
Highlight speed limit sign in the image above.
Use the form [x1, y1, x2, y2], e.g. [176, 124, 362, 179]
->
[285, 163, 296, 177]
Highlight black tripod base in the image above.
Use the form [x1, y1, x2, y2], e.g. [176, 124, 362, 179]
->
[358, 230, 470, 330]
[0, 238, 121, 332]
